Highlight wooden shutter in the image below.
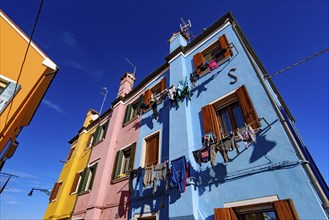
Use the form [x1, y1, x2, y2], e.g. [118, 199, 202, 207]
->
[102, 121, 109, 139]
[214, 207, 237, 220]
[112, 150, 124, 180]
[236, 85, 261, 129]
[88, 164, 98, 190]
[193, 52, 205, 75]
[218, 34, 233, 58]
[70, 173, 80, 194]
[145, 134, 159, 166]
[144, 90, 152, 105]
[128, 143, 136, 171]
[86, 134, 92, 149]
[123, 104, 133, 124]
[49, 182, 60, 201]
[160, 78, 166, 92]
[66, 147, 75, 161]
[273, 199, 299, 220]
[78, 168, 88, 193]
[201, 105, 222, 139]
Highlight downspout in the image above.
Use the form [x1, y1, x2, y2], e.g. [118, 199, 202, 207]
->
[231, 21, 329, 216]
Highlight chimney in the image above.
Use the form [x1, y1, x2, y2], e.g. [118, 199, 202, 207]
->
[168, 31, 188, 53]
[83, 108, 99, 127]
[117, 73, 136, 98]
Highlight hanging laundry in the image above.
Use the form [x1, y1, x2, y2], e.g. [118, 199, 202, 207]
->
[176, 77, 191, 107]
[210, 143, 219, 166]
[198, 62, 209, 72]
[143, 165, 154, 187]
[160, 89, 168, 101]
[167, 85, 177, 107]
[208, 60, 218, 71]
[215, 141, 229, 163]
[170, 156, 188, 193]
[222, 133, 240, 154]
[138, 103, 150, 116]
[202, 132, 217, 146]
[192, 146, 211, 165]
[190, 71, 198, 88]
[237, 124, 257, 149]
[153, 161, 169, 193]
[129, 167, 144, 197]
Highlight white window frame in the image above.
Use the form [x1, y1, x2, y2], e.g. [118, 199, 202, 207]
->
[140, 129, 162, 168]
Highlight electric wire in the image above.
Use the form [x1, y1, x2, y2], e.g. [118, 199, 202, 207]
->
[3, 0, 44, 128]
[267, 48, 329, 78]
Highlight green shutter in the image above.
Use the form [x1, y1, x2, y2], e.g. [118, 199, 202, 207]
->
[78, 168, 89, 193]
[123, 104, 133, 124]
[112, 150, 124, 180]
[128, 143, 136, 171]
[94, 126, 102, 143]
[102, 121, 109, 139]
[88, 163, 98, 190]
[111, 151, 120, 180]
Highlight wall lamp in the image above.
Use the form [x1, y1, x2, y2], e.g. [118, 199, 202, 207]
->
[27, 188, 51, 196]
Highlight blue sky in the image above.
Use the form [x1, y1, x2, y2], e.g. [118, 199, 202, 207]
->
[1, 1, 328, 219]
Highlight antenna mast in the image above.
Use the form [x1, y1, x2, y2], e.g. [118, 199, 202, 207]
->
[180, 17, 194, 42]
[99, 87, 108, 115]
[125, 58, 136, 76]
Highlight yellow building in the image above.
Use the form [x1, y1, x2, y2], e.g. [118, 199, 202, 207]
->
[0, 10, 58, 169]
[44, 109, 109, 220]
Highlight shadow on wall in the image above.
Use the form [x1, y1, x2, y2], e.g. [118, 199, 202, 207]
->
[250, 133, 276, 163]
[118, 190, 130, 218]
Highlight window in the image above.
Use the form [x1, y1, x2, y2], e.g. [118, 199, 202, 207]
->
[78, 163, 98, 193]
[66, 146, 75, 162]
[201, 85, 261, 139]
[214, 199, 299, 220]
[144, 133, 160, 167]
[70, 172, 82, 194]
[112, 143, 136, 180]
[123, 95, 144, 124]
[143, 78, 166, 106]
[49, 182, 62, 202]
[193, 34, 232, 75]
[90, 121, 109, 146]
[0, 77, 21, 113]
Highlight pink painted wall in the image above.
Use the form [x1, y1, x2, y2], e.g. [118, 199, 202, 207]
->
[72, 91, 143, 220]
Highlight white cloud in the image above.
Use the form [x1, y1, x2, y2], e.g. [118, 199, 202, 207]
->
[61, 31, 78, 48]
[42, 99, 65, 114]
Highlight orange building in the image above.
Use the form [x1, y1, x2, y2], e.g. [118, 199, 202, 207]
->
[0, 10, 58, 169]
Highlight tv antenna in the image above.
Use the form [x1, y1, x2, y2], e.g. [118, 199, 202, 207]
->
[99, 87, 108, 115]
[125, 58, 136, 76]
[180, 17, 195, 42]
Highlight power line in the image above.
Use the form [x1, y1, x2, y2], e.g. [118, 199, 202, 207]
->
[4, 0, 44, 128]
[266, 48, 329, 78]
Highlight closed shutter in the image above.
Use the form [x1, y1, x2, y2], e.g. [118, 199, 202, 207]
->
[193, 52, 205, 75]
[160, 78, 166, 92]
[144, 90, 152, 105]
[128, 143, 136, 171]
[88, 164, 98, 190]
[0, 82, 21, 113]
[49, 182, 60, 201]
[145, 134, 159, 166]
[273, 199, 299, 220]
[236, 85, 261, 129]
[112, 150, 124, 180]
[123, 104, 133, 124]
[214, 207, 237, 220]
[201, 105, 222, 139]
[70, 173, 80, 194]
[218, 34, 233, 58]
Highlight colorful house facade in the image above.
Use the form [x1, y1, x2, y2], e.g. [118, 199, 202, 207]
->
[47, 12, 328, 220]
[0, 10, 58, 170]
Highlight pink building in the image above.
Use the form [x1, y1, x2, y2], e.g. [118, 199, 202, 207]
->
[72, 73, 142, 219]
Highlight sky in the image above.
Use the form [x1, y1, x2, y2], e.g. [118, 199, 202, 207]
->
[0, 0, 328, 219]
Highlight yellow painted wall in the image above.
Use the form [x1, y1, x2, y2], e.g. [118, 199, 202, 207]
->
[0, 10, 57, 153]
[44, 111, 98, 220]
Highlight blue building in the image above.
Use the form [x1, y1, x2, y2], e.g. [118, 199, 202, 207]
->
[127, 12, 328, 220]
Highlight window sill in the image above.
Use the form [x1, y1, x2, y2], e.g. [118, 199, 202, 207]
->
[198, 55, 232, 77]
[111, 175, 130, 184]
[78, 190, 90, 196]
[90, 138, 105, 148]
[123, 115, 139, 127]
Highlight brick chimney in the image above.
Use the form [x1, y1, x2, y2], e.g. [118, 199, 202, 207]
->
[117, 73, 136, 97]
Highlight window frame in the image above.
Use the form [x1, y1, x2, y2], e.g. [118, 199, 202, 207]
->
[78, 163, 98, 194]
[0, 76, 21, 114]
[123, 95, 144, 125]
[141, 130, 161, 168]
[70, 170, 83, 195]
[112, 142, 136, 181]
[65, 146, 76, 162]
[90, 120, 109, 147]
[49, 181, 62, 202]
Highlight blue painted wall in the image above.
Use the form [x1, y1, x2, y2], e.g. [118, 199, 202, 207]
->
[129, 22, 327, 220]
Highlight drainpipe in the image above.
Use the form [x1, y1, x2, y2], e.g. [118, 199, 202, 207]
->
[231, 21, 329, 216]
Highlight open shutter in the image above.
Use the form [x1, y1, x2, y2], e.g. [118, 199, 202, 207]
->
[86, 134, 92, 149]
[273, 199, 299, 220]
[214, 208, 237, 220]
[102, 121, 109, 139]
[94, 126, 102, 142]
[112, 150, 123, 180]
[128, 143, 136, 171]
[193, 52, 205, 75]
[78, 168, 88, 193]
[236, 85, 261, 129]
[123, 104, 133, 124]
[49, 182, 60, 201]
[218, 34, 233, 58]
[88, 163, 98, 190]
[160, 78, 166, 92]
[201, 105, 222, 139]
[70, 173, 80, 194]
[144, 90, 152, 105]
[66, 147, 75, 161]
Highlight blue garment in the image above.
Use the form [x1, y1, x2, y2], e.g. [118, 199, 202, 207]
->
[170, 156, 187, 193]
[129, 167, 144, 197]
